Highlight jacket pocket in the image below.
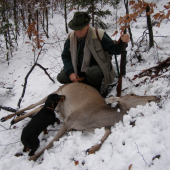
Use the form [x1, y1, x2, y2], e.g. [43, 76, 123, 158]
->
[95, 46, 107, 63]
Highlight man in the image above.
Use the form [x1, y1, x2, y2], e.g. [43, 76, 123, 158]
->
[57, 11, 129, 91]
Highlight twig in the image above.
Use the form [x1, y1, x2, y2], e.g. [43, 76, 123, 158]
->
[0, 141, 20, 146]
[36, 63, 55, 83]
[52, 138, 67, 149]
[17, 44, 55, 108]
[0, 124, 8, 130]
[0, 105, 17, 112]
[134, 141, 147, 165]
[17, 64, 36, 108]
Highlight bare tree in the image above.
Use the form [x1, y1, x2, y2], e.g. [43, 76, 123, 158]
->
[64, 0, 68, 33]
[146, 5, 154, 48]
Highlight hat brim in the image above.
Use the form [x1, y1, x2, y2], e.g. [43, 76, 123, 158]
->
[68, 19, 90, 30]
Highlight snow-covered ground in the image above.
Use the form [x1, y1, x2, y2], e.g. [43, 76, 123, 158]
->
[0, 0, 170, 170]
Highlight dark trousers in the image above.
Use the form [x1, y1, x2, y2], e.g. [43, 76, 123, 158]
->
[57, 65, 104, 89]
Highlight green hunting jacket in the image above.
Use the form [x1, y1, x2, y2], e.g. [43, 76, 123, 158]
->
[61, 26, 123, 88]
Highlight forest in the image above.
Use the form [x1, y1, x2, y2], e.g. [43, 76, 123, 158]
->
[0, 0, 170, 170]
[1, 0, 169, 64]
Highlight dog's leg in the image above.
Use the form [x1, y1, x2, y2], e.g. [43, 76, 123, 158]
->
[23, 146, 30, 152]
[28, 148, 38, 156]
[29, 124, 68, 161]
[11, 105, 44, 125]
[43, 128, 48, 135]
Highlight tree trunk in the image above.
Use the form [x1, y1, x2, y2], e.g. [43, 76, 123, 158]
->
[92, 2, 95, 27]
[45, 7, 49, 38]
[52, 0, 54, 18]
[64, 0, 68, 33]
[20, 0, 27, 29]
[1, 0, 9, 63]
[146, 5, 154, 49]
[124, 0, 134, 47]
[36, 7, 39, 48]
[13, 0, 18, 41]
[28, 4, 32, 40]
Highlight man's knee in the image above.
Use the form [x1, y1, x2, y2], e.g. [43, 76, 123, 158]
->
[86, 66, 103, 86]
[57, 70, 71, 84]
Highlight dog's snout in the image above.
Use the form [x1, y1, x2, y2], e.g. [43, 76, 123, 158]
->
[58, 95, 65, 102]
[62, 95, 65, 100]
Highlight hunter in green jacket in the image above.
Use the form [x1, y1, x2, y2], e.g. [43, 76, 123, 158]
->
[57, 12, 129, 91]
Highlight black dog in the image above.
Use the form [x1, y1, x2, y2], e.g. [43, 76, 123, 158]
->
[21, 94, 65, 156]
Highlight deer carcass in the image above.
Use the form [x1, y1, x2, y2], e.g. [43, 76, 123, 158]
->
[0, 83, 157, 161]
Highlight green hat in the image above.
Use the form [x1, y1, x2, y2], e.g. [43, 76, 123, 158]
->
[68, 12, 91, 30]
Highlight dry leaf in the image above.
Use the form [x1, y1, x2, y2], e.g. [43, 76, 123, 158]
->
[111, 31, 118, 37]
[129, 164, 133, 170]
[75, 161, 79, 165]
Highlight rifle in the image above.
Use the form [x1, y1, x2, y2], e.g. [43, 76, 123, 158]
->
[116, 28, 127, 97]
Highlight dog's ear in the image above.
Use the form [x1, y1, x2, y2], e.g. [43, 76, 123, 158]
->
[45, 94, 60, 108]
[44, 94, 53, 108]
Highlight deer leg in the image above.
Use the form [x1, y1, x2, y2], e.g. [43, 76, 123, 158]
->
[1, 95, 50, 122]
[11, 105, 44, 125]
[87, 127, 111, 154]
[29, 124, 68, 161]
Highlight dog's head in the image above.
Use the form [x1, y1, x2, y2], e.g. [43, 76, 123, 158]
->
[44, 94, 65, 109]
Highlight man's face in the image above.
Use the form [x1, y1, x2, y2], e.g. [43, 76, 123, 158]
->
[75, 24, 89, 38]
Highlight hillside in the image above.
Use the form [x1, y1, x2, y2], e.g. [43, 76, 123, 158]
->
[0, 0, 170, 170]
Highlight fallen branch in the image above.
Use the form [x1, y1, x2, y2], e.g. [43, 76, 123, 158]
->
[36, 63, 55, 83]
[133, 57, 170, 80]
[0, 105, 17, 113]
[0, 141, 20, 146]
[0, 105, 27, 122]
[0, 123, 8, 130]
[17, 44, 55, 108]
[17, 64, 36, 108]
[134, 142, 147, 165]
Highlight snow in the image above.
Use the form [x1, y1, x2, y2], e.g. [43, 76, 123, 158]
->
[0, 0, 170, 170]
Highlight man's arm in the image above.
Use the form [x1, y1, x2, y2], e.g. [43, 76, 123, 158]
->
[61, 39, 79, 82]
[61, 39, 74, 76]
[101, 32, 129, 55]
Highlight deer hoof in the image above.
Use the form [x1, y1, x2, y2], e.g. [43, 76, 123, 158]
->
[0, 117, 6, 122]
[10, 119, 16, 125]
[86, 148, 95, 155]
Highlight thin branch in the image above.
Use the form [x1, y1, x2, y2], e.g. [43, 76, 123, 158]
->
[134, 142, 147, 165]
[0, 141, 20, 146]
[36, 63, 55, 83]
[17, 64, 36, 108]
[17, 44, 53, 108]
[0, 124, 8, 130]
[0, 105, 17, 113]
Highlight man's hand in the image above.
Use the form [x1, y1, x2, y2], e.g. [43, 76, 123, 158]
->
[121, 33, 130, 43]
[69, 73, 79, 82]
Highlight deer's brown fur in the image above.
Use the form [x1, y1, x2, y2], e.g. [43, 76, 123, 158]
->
[2, 83, 157, 161]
